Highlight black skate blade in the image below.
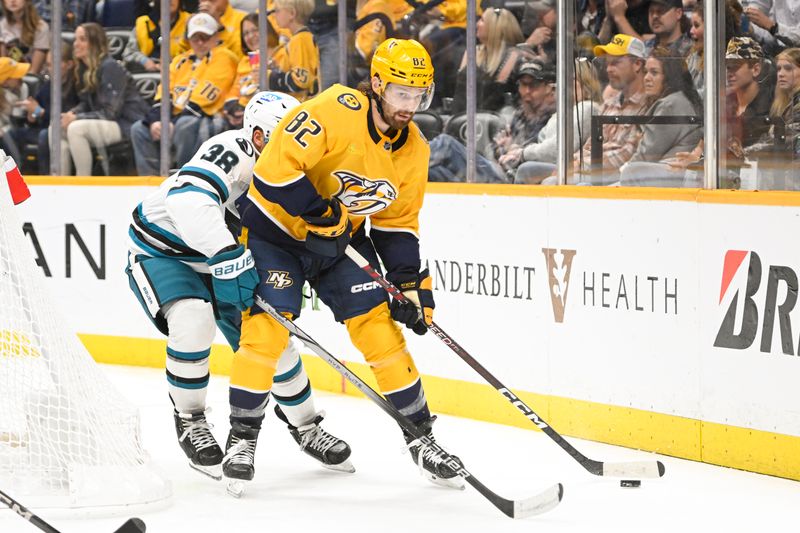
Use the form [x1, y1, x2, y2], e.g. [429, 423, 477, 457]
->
[113, 517, 146, 533]
[321, 458, 356, 473]
[190, 462, 222, 481]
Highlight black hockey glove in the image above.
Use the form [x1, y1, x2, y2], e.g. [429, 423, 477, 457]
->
[302, 198, 352, 258]
[387, 269, 434, 335]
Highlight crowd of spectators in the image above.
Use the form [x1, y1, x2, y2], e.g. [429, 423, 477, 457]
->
[0, 0, 798, 190]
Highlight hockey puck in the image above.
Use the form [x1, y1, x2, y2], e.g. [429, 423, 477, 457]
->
[620, 479, 641, 488]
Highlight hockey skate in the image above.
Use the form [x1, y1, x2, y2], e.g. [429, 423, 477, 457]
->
[174, 410, 224, 480]
[222, 421, 260, 498]
[275, 405, 355, 473]
[403, 415, 465, 489]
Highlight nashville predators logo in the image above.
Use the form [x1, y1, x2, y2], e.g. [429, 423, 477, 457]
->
[333, 170, 397, 215]
[265, 271, 294, 289]
[337, 93, 361, 110]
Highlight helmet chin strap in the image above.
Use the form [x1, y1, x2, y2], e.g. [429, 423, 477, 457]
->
[373, 85, 387, 120]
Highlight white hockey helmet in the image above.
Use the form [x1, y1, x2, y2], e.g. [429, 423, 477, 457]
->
[243, 91, 301, 146]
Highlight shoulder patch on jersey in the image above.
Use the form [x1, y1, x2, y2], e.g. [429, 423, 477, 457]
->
[333, 170, 397, 215]
[337, 92, 362, 111]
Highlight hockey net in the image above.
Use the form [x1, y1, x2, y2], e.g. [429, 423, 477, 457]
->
[0, 175, 171, 509]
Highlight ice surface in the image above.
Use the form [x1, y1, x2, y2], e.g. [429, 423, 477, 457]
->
[0, 364, 796, 533]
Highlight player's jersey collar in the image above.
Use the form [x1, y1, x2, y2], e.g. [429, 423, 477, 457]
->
[366, 100, 410, 152]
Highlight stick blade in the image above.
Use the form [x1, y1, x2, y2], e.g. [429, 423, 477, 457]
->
[114, 518, 146, 533]
[512, 483, 564, 519]
[602, 460, 665, 478]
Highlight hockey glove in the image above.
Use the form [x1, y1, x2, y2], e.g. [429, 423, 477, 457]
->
[302, 198, 353, 258]
[387, 269, 434, 335]
[207, 244, 259, 311]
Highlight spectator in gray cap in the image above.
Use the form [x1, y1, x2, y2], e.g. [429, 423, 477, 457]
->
[516, 58, 602, 184]
[428, 58, 557, 183]
[493, 59, 557, 178]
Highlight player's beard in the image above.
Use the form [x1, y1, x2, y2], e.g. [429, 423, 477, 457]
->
[384, 110, 413, 130]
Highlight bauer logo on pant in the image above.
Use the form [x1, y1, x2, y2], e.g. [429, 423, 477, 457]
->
[265, 270, 294, 289]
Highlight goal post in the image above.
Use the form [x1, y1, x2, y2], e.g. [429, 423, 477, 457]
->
[0, 169, 171, 509]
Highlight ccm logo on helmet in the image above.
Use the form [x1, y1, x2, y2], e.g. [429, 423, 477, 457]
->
[351, 281, 380, 293]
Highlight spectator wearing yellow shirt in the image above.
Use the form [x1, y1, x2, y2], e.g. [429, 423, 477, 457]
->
[221, 12, 281, 128]
[420, 0, 475, 103]
[123, 0, 190, 73]
[199, 0, 247, 59]
[130, 12, 239, 175]
[267, 0, 319, 101]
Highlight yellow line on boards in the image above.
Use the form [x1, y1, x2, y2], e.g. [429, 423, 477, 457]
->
[25, 176, 166, 186]
[25, 177, 800, 207]
[80, 333, 800, 482]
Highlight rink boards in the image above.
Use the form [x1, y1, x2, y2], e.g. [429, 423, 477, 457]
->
[16, 178, 800, 482]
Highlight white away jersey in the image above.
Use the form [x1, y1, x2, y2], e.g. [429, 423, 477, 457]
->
[128, 129, 258, 272]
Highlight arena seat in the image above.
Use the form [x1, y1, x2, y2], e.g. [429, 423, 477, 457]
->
[132, 72, 161, 104]
[105, 29, 132, 61]
[443, 111, 506, 157]
[412, 111, 443, 140]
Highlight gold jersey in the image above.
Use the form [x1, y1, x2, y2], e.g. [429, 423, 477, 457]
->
[218, 4, 247, 59]
[227, 54, 259, 107]
[267, 28, 319, 101]
[134, 11, 190, 59]
[244, 84, 430, 269]
[158, 45, 239, 117]
[355, 0, 392, 61]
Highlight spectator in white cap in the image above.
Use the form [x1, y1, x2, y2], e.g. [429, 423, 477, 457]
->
[573, 34, 648, 185]
[187, 11, 224, 42]
[130, 11, 238, 175]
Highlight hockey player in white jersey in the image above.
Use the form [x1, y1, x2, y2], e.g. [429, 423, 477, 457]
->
[125, 91, 354, 485]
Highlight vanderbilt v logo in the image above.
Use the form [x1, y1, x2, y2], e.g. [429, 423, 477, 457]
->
[542, 249, 577, 323]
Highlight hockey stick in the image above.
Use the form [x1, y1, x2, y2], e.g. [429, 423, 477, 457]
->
[0, 489, 146, 533]
[253, 295, 563, 519]
[344, 246, 666, 480]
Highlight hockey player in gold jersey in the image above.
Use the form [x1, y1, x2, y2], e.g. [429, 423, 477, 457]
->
[225, 38, 464, 489]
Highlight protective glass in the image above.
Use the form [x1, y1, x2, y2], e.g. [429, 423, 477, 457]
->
[382, 82, 435, 113]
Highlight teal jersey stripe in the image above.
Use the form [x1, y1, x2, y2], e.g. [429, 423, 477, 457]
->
[167, 346, 211, 361]
[128, 227, 206, 262]
[181, 166, 230, 201]
[136, 204, 192, 250]
[273, 358, 303, 383]
[167, 184, 221, 204]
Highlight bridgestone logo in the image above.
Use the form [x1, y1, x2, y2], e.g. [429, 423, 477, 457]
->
[714, 250, 800, 355]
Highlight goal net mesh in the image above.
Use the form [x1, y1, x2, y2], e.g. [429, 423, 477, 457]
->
[0, 175, 171, 509]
